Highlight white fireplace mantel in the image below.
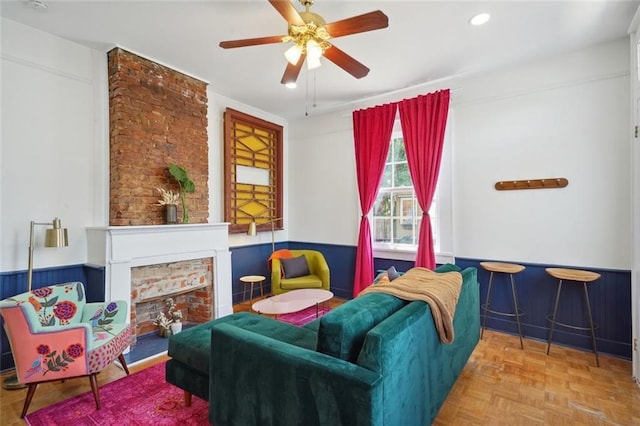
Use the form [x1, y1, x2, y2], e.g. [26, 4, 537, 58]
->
[86, 223, 233, 320]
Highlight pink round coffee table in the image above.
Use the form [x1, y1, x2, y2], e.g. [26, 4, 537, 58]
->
[251, 288, 333, 317]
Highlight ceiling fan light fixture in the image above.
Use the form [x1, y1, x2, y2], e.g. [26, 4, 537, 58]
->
[284, 44, 303, 65]
[307, 54, 321, 70]
[306, 39, 322, 60]
[285, 82, 297, 89]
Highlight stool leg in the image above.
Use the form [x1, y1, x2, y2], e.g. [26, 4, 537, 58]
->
[249, 282, 255, 305]
[509, 273, 524, 349]
[242, 282, 248, 304]
[546, 280, 563, 355]
[583, 282, 599, 367]
[481, 272, 495, 340]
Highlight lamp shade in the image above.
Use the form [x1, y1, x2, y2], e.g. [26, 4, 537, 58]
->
[306, 39, 322, 60]
[247, 221, 257, 237]
[307, 40, 322, 70]
[44, 218, 68, 247]
[307, 55, 321, 70]
[45, 228, 68, 247]
[284, 44, 303, 65]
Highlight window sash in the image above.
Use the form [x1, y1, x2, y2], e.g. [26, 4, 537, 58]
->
[372, 113, 453, 265]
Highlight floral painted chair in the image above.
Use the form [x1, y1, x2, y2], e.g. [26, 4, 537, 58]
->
[0, 281, 132, 418]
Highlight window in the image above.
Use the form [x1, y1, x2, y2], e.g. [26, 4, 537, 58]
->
[372, 114, 453, 264]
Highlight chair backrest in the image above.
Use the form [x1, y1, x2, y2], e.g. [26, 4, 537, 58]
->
[288, 250, 326, 274]
[1, 281, 87, 327]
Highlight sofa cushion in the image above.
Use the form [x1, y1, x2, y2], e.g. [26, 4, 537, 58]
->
[280, 275, 323, 289]
[168, 312, 317, 374]
[375, 273, 391, 285]
[316, 293, 407, 362]
[387, 266, 401, 281]
[281, 256, 310, 278]
[373, 271, 390, 284]
[434, 263, 461, 273]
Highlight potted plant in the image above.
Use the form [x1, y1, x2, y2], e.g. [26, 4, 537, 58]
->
[156, 188, 180, 224]
[168, 163, 195, 223]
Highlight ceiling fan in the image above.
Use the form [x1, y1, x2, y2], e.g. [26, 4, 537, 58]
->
[219, 0, 389, 86]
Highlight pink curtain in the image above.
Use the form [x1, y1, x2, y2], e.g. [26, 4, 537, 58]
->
[398, 89, 450, 269]
[352, 103, 397, 296]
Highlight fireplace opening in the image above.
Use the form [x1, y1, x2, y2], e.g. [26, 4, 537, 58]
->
[130, 257, 213, 346]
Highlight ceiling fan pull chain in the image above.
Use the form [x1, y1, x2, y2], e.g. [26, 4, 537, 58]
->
[305, 66, 309, 117]
[313, 71, 317, 109]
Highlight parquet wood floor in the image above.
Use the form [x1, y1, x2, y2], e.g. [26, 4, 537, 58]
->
[434, 330, 640, 425]
[2, 299, 639, 425]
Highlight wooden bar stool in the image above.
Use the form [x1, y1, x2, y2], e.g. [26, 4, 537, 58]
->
[546, 267, 601, 367]
[240, 275, 265, 305]
[480, 261, 526, 349]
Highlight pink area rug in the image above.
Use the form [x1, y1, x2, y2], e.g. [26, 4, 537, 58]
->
[276, 305, 331, 326]
[25, 362, 207, 426]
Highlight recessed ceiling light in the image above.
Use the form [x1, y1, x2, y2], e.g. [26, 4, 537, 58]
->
[470, 13, 490, 26]
[285, 82, 297, 89]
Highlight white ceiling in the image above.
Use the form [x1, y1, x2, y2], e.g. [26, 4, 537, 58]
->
[1, 0, 638, 120]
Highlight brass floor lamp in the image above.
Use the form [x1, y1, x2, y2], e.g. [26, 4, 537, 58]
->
[2, 218, 69, 390]
[247, 217, 283, 253]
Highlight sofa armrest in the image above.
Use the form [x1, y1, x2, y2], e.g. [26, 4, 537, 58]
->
[271, 259, 283, 293]
[209, 322, 382, 426]
[314, 254, 331, 291]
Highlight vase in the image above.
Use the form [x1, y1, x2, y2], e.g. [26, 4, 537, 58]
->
[165, 204, 177, 224]
[170, 322, 183, 335]
[181, 195, 189, 223]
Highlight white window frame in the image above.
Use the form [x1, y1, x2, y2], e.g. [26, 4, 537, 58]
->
[372, 112, 454, 265]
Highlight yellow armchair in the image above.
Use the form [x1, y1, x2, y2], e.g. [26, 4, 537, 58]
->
[271, 250, 330, 295]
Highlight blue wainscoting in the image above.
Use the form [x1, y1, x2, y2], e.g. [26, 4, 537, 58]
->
[374, 257, 415, 274]
[230, 243, 281, 304]
[289, 242, 356, 300]
[455, 258, 632, 359]
[2, 251, 631, 373]
[0, 264, 106, 371]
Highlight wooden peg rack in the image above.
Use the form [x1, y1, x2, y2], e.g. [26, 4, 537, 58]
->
[495, 177, 568, 191]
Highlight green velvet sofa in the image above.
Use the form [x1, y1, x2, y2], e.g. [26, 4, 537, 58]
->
[206, 263, 480, 426]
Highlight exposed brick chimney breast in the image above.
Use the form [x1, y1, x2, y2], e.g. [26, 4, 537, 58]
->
[108, 48, 209, 225]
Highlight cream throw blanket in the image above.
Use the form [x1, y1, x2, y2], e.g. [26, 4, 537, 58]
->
[359, 267, 462, 344]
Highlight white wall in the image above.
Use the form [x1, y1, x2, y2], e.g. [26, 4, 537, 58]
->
[289, 112, 360, 246]
[2, 17, 630, 272]
[0, 18, 102, 272]
[454, 40, 630, 269]
[0, 17, 289, 274]
[289, 38, 631, 270]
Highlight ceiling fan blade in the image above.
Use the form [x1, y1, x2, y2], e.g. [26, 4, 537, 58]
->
[325, 11, 389, 38]
[269, 0, 305, 26]
[281, 53, 306, 85]
[219, 35, 286, 49]
[323, 45, 369, 79]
